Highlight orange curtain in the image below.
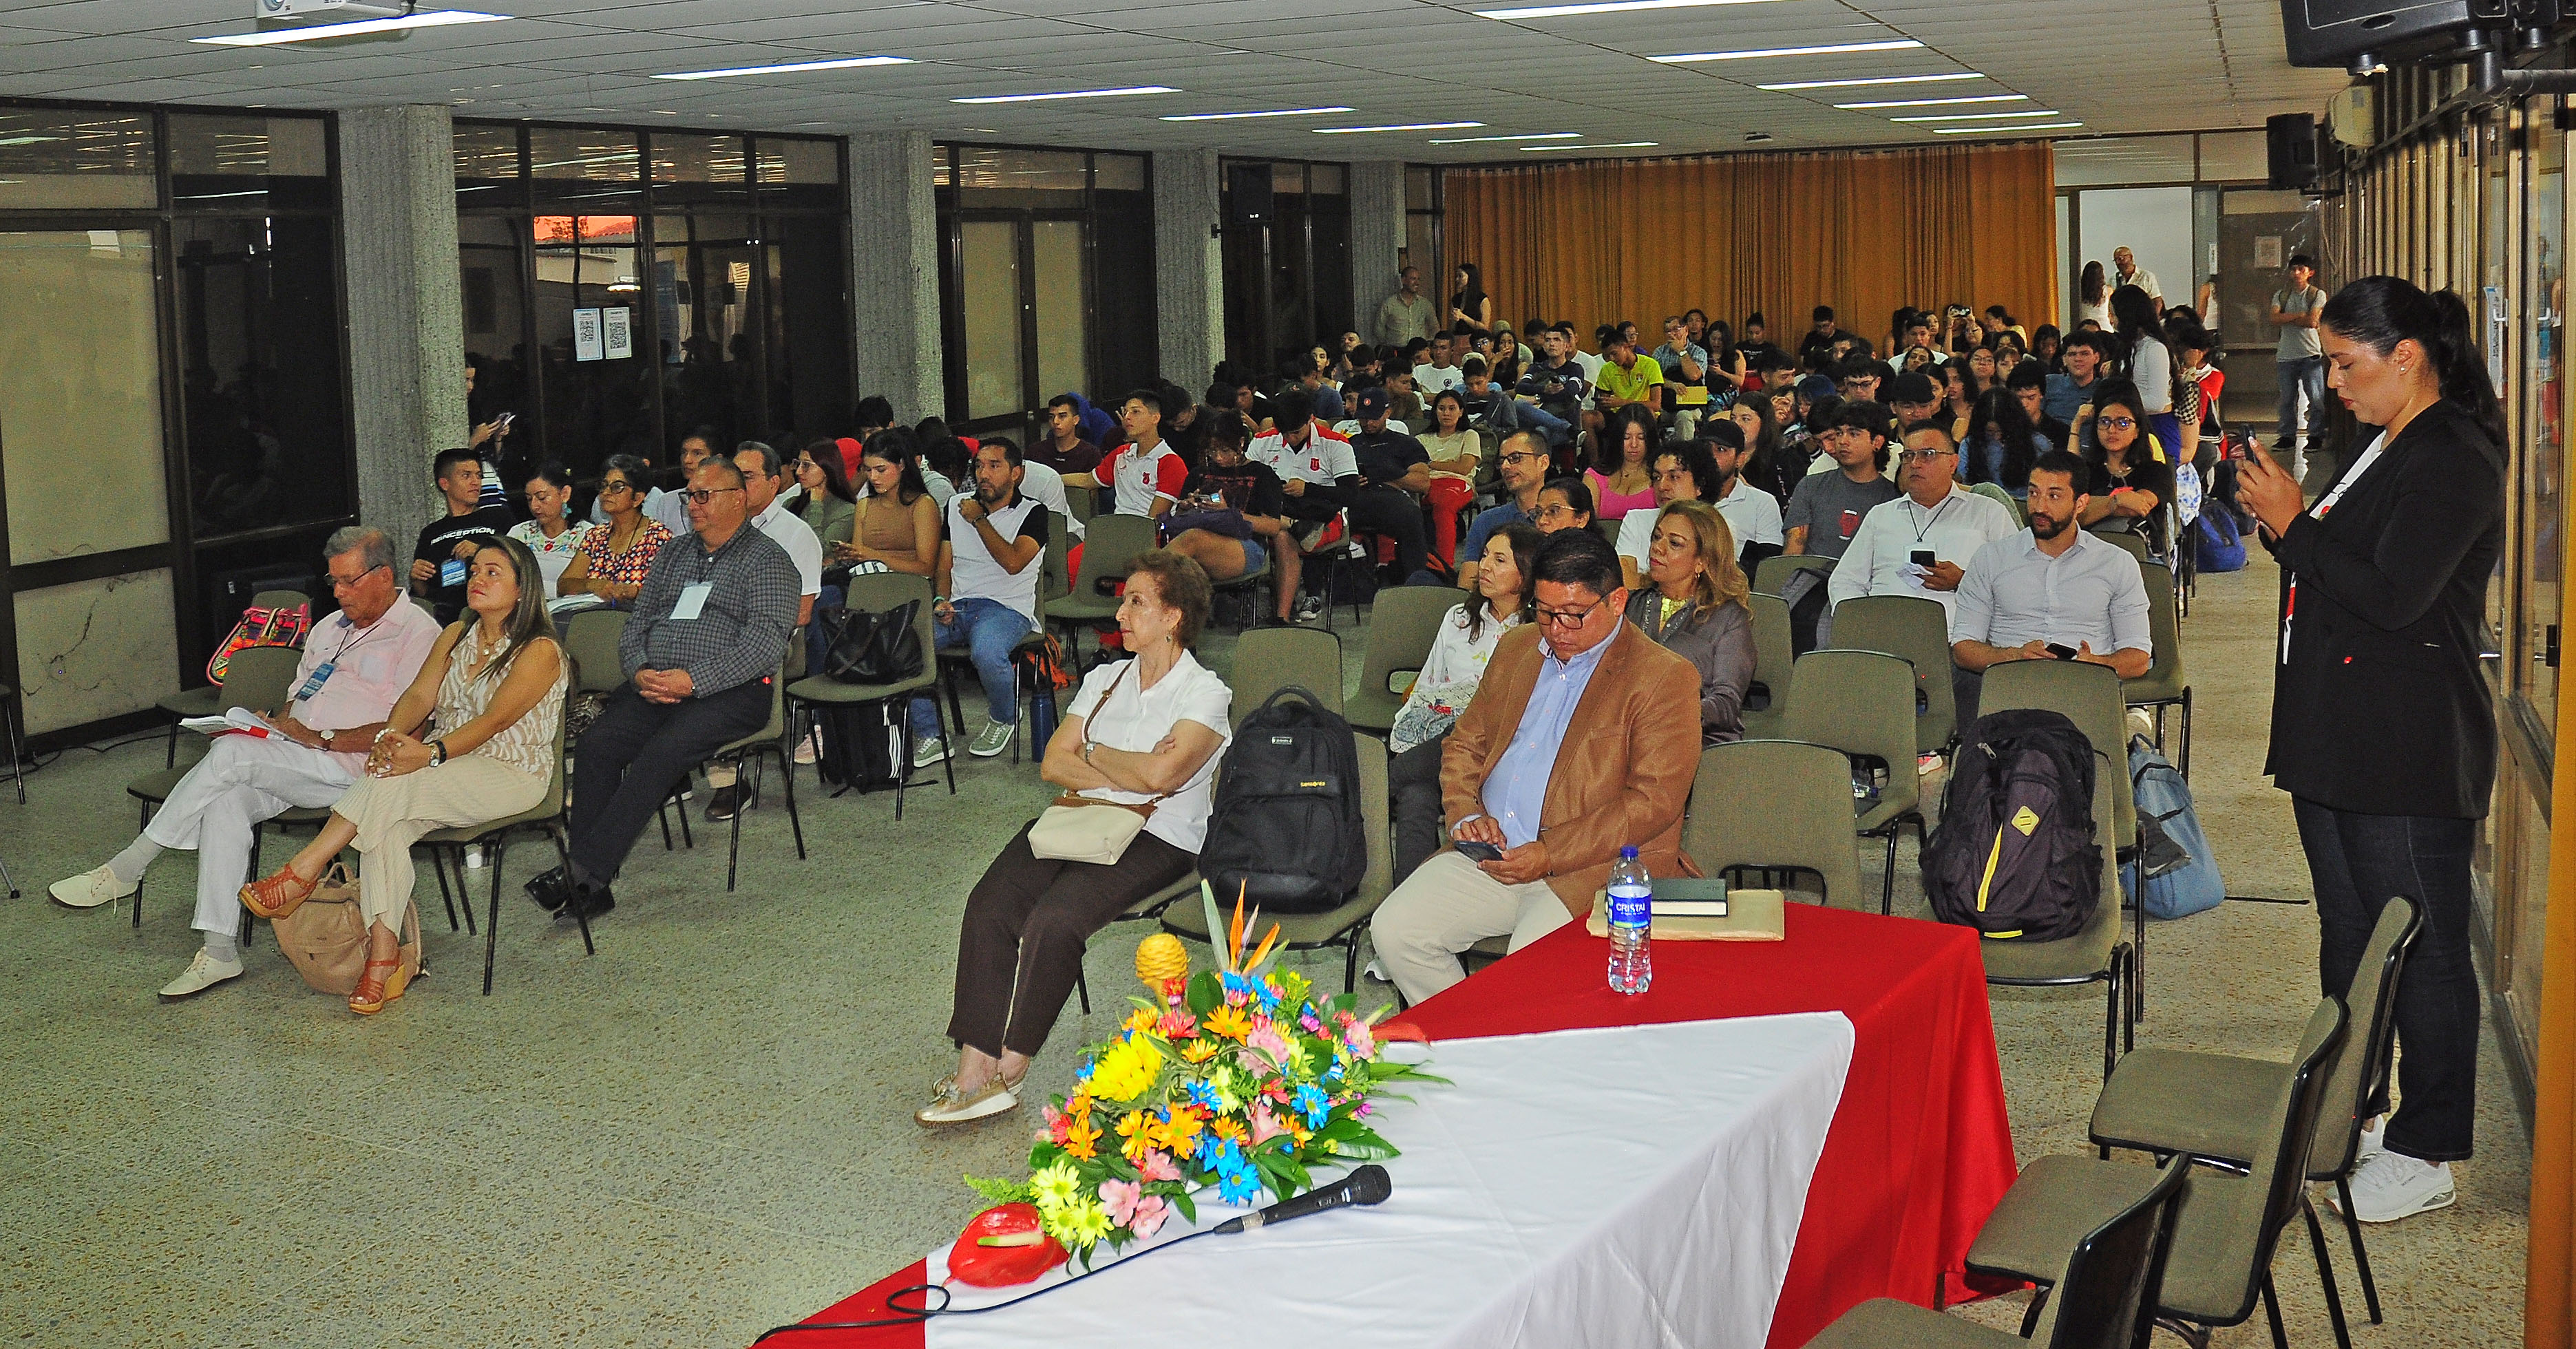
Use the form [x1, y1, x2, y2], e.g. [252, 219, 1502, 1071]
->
[1444, 142, 2057, 350]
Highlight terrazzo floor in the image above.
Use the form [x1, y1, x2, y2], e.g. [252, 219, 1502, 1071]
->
[0, 533, 2531, 1346]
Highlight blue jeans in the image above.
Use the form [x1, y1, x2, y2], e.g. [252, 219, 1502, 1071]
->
[2293, 797, 2480, 1162]
[911, 597, 1033, 739]
[2277, 357, 2325, 448]
[1497, 399, 1573, 446]
[805, 582, 845, 677]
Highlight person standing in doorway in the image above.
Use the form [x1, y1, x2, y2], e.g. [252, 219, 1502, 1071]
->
[2272, 253, 2330, 478]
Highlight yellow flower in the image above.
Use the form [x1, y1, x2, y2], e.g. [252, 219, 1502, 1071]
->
[1115, 1109, 1152, 1162]
[1204, 1005, 1253, 1041]
[1088, 1036, 1163, 1103]
[1045, 1193, 1114, 1249]
[1180, 1037, 1223, 1064]
[1122, 1008, 1157, 1036]
[1154, 1107, 1204, 1151]
[1031, 1160, 1081, 1213]
[1209, 1116, 1245, 1145]
[1063, 1117, 1102, 1160]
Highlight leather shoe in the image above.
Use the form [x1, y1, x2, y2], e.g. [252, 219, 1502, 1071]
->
[560, 881, 615, 923]
[523, 866, 571, 913]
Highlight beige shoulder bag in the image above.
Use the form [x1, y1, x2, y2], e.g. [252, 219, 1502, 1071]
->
[1027, 662, 1168, 864]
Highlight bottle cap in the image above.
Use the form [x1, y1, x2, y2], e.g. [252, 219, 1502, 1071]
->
[1619, 845, 1639, 858]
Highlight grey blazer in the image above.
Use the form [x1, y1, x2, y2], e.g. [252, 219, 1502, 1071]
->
[1623, 590, 1757, 745]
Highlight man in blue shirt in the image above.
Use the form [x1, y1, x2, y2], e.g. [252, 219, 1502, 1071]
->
[1457, 431, 1550, 591]
[2044, 331, 2111, 432]
[1371, 529, 1700, 1003]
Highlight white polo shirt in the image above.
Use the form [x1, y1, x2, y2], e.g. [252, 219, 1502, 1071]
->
[1096, 440, 1187, 516]
[1952, 528, 2153, 652]
[1713, 476, 1784, 549]
[1826, 483, 2018, 624]
[751, 496, 823, 597]
[1412, 362, 1464, 396]
[947, 493, 1049, 623]
[1248, 423, 1358, 488]
[1017, 459, 1085, 541]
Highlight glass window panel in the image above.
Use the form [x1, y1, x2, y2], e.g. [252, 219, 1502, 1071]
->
[0, 231, 169, 564]
[1272, 162, 1306, 196]
[2052, 136, 2197, 187]
[961, 220, 1025, 420]
[535, 217, 653, 474]
[756, 137, 840, 184]
[1309, 163, 1345, 195]
[14, 569, 179, 736]
[954, 147, 1086, 205]
[2195, 131, 2269, 182]
[176, 217, 350, 538]
[765, 216, 852, 440]
[529, 127, 641, 209]
[932, 142, 952, 189]
[657, 226, 756, 454]
[1092, 153, 1144, 193]
[1031, 220, 1088, 404]
[1310, 192, 1352, 345]
[0, 109, 155, 209]
[454, 123, 521, 180]
[651, 133, 745, 184]
[2522, 107, 2564, 727]
[459, 231, 528, 448]
[169, 114, 330, 211]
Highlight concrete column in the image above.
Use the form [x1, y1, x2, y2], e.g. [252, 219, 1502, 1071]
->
[1154, 149, 1223, 384]
[338, 105, 465, 534]
[1348, 160, 1406, 346]
[849, 131, 943, 424]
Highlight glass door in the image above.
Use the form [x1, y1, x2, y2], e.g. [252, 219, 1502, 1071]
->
[954, 210, 1095, 431]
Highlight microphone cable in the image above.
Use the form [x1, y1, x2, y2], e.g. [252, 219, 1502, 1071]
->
[750, 1228, 1227, 1342]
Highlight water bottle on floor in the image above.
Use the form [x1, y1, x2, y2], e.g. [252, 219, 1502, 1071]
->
[1606, 845, 1651, 995]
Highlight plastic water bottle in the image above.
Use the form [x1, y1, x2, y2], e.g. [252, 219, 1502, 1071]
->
[1606, 845, 1652, 995]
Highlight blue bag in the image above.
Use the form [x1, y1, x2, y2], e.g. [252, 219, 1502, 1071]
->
[2122, 736, 2225, 920]
[2194, 507, 2246, 573]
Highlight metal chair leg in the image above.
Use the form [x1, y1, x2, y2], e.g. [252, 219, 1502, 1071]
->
[481, 842, 503, 996]
[1879, 831, 1897, 915]
[1077, 968, 1091, 1015]
[677, 791, 693, 849]
[895, 716, 911, 820]
[433, 848, 460, 933]
[726, 765, 745, 893]
[2336, 1177, 2384, 1323]
[778, 743, 806, 860]
[657, 801, 674, 851]
[2259, 1269, 2288, 1349]
[1344, 933, 1360, 995]
[2302, 1193, 2354, 1349]
[943, 661, 968, 736]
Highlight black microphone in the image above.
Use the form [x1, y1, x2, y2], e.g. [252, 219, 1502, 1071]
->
[1212, 1164, 1392, 1235]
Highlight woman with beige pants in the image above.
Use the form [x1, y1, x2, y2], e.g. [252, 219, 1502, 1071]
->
[242, 535, 568, 1015]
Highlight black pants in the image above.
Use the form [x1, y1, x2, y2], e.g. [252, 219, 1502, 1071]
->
[2293, 797, 2480, 1162]
[569, 679, 771, 884]
[1344, 485, 1433, 583]
[949, 821, 1195, 1057]
[1389, 733, 1448, 886]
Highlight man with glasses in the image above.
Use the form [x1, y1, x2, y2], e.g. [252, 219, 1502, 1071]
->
[702, 441, 825, 820]
[1371, 528, 1699, 1006]
[533, 458, 800, 922]
[411, 447, 515, 624]
[1828, 423, 2017, 628]
[1457, 431, 1551, 592]
[52, 528, 440, 1000]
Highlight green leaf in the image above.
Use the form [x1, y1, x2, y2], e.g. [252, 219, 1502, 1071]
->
[1168, 1187, 1199, 1224]
[1185, 969, 1224, 1017]
[962, 1173, 1035, 1206]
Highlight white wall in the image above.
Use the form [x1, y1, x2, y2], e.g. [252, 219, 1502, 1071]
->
[2073, 186, 2194, 321]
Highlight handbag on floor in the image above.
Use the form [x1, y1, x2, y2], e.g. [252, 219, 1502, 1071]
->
[271, 864, 423, 995]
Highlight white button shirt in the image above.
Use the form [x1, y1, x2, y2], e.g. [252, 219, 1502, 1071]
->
[1714, 476, 1784, 549]
[750, 496, 824, 597]
[1826, 483, 2018, 624]
[1952, 528, 2153, 652]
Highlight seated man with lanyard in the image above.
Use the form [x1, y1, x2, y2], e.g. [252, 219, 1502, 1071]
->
[531, 458, 800, 922]
[1950, 449, 2153, 725]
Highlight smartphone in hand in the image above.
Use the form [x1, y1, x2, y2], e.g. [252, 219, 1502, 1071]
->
[1454, 840, 1506, 864]
[2045, 642, 2080, 661]
[1910, 549, 1937, 568]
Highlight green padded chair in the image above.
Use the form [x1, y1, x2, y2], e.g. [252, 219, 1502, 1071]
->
[1967, 480, 2025, 526]
[2090, 898, 2420, 1338]
[1682, 739, 1866, 909]
[1739, 593, 1793, 741]
[785, 572, 951, 819]
[1752, 553, 1835, 599]
[1976, 756, 2133, 1082]
[2123, 562, 2193, 778]
[1967, 999, 2349, 1349]
[1828, 593, 1959, 759]
[1226, 626, 1344, 729]
[705, 666, 803, 892]
[2088, 525, 2153, 565]
[1345, 584, 1457, 736]
[416, 709, 584, 995]
[1980, 657, 2146, 1020]
[1802, 1154, 2188, 1349]
[1780, 649, 1923, 916]
[158, 587, 310, 767]
[125, 645, 308, 928]
[1160, 736, 1393, 995]
[1042, 513, 1157, 667]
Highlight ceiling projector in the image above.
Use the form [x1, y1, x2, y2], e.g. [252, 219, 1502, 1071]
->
[255, 0, 418, 19]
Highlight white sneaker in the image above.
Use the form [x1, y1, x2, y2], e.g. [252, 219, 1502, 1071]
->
[1917, 752, 1943, 778]
[969, 718, 1016, 758]
[912, 736, 950, 771]
[158, 948, 243, 1002]
[2357, 1117, 2385, 1162]
[49, 864, 136, 910]
[2333, 1149, 2456, 1223]
[2126, 708, 2158, 743]
[794, 729, 819, 765]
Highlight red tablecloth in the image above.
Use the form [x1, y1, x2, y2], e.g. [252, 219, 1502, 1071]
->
[777, 903, 2018, 1349]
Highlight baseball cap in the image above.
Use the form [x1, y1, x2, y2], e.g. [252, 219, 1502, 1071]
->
[1355, 386, 1393, 418]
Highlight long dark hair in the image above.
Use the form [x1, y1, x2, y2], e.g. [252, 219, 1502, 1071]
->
[795, 438, 856, 508]
[2081, 260, 2107, 306]
[2109, 285, 2164, 365]
[859, 427, 928, 506]
[1467, 522, 1543, 639]
[1963, 387, 2039, 492]
[1453, 262, 1486, 323]
[1595, 403, 1660, 475]
[2320, 275, 2507, 445]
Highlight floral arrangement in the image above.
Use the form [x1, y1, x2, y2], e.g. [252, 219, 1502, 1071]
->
[964, 893, 1437, 1270]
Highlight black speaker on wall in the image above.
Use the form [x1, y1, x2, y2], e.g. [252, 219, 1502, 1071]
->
[1225, 162, 1273, 227]
[2268, 113, 2322, 189]
[2280, 0, 2563, 71]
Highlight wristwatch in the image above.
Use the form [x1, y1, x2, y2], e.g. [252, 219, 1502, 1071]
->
[430, 740, 450, 766]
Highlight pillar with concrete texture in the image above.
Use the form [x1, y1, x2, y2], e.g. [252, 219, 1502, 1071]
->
[849, 131, 944, 425]
[338, 104, 466, 535]
[1348, 160, 1406, 348]
[1154, 149, 1224, 387]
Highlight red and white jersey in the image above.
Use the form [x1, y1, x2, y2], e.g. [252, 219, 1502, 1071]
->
[1099, 439, 1188, 516]
[1248, 423, 1358, 488]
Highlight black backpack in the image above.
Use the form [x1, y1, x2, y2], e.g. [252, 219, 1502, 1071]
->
[1197, 686, 1367, 914]
[1922, 708, 2102, 942]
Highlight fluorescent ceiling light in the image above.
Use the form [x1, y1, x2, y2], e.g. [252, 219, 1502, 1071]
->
[1159, 107, 1353, 121]
[191, 8, 507, 46]
[1758, 72, 1985, 92]
[1476, 0, 1785, 17]
[1890, 109, 2062, 123]
[1932, 122, 2082, 134]
[0, 135, 65, 147]
[952, 85, 1177, 104]
[1833, 93, 2029, 109]
[1313, 122, 1483, 134]
[1428, 131, 1582, 143]
[1523, 141, 1658, 151]
[653, 55, 910, 81]
[1654, 39, 1921, 63]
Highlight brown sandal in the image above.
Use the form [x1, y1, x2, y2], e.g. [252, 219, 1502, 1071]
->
[349, 957, 410, 1016]
[239, 866, 320, 920]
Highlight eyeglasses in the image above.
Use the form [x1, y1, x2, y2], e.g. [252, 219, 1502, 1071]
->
[1498, 452, 1543, 467]
[680, 487, 744, 505]
[597, 480, 637, 496]
[1896, 449, 1953, 464]
[326, 563, 387, 591]
[2097, 416, 2137, 431]
[1534, 503, 1583, 522]
[1536, 597, 1612, 628]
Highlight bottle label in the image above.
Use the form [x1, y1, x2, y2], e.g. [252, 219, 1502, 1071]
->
[1607, 884, 1651, 930]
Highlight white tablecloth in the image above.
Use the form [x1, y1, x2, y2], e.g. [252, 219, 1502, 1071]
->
[925, 1012, 1856, 1349]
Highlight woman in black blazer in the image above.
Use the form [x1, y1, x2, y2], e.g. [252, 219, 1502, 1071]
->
[2237, 276, 2505, 1225]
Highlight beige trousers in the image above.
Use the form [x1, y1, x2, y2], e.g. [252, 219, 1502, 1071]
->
[330, 757, 545, 930]
[1372, 851, 1574, 1006]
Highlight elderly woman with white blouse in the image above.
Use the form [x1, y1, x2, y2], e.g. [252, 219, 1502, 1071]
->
[1388, 522, 1540, 882]
[919, 550, 1232, 1127]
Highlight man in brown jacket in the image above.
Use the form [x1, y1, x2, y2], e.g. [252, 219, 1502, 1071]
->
[1375, 529, 1701, 1005]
